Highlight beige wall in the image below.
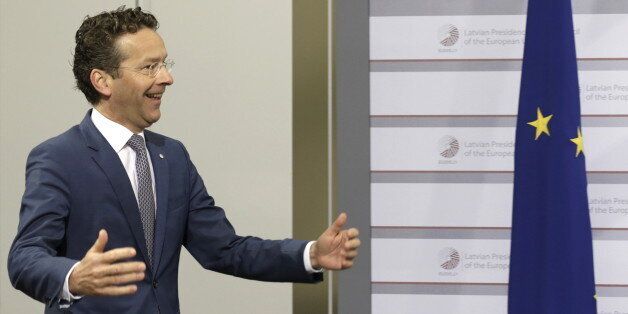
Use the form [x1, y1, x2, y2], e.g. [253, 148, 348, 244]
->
[1, 1, 295, 313]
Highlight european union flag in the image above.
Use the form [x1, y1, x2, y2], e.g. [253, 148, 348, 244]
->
[507, 0, 597, 313]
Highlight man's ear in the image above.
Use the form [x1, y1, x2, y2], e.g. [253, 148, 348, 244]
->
[90, 69, 113, 98]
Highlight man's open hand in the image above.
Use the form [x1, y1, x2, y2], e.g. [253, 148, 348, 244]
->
[69, 230, 146, 296]
[310, 213, 361, 270]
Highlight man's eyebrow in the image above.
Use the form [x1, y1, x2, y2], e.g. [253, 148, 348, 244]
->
[141, 55, 168, 63]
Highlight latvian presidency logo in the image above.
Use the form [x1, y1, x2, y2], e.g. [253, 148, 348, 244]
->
[438, 136, 459, 158]
[438, 24, 459, 47]
[439, 247, 460, 270]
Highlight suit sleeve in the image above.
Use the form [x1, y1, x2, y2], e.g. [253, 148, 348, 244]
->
[7, 143, 78, 306]
[179, 144, 322, 283]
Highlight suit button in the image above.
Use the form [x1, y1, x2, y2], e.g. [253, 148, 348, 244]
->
[153, 280, 159, 289]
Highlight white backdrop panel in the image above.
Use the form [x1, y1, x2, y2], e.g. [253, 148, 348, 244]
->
[372, 295, 628, 314]
[370, 15, 628, 60]
[372, 239, 628, 285]
[372, 183, 512, 227]
[371, 183, 628, 229]
[370, 71, 628, 116]
[372, 295, 506, 314]
[370, 127, 628, 171]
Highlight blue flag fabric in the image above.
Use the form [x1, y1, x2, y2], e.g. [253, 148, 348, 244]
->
[507, 0, 597, 313]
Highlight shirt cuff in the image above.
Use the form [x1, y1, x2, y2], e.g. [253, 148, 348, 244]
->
[303, 241, 324, 273]
[59, 262, 83, 308]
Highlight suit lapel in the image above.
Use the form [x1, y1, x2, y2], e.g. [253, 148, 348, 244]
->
[145, 131, 169, 273]
[79, 111, 152, 269]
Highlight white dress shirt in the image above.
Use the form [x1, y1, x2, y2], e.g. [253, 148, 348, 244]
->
[91, 109, 157, 205]
[60, 109, 320, 306]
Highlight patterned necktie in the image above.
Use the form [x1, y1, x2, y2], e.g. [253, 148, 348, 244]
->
[127, 134, 155, 265]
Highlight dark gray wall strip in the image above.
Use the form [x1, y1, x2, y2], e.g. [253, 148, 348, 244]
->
[578, 60, 628, 71]
[372, 283, 508, 295]
[372, 228, 511, 239]
[593, 230, 628, 240]
[598, 286, 628, 297]
[372, 283, 628, 297]
[371, 0, 527, 16]
[372, 172, 514, 183]
[370, 0, 628, 16]
[370, 117, 628, 127]
[336, 0, 371, 313]
[370, 60, 628, 72]
[584, 117, 628, 127]
[589, 173, 628, 184]
[371, 116, 517, 128]
[371, 172, 628, 184]
[371, 60, 523, 72]
[372, 228, 628, 240]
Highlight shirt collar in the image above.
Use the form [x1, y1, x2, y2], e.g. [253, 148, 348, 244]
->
[91, 108, 145, 153]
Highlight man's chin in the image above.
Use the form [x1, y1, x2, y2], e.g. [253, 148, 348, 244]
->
[144, 111, 161, 127]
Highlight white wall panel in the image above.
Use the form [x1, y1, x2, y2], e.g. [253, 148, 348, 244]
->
[372, 183, 512, 227]
[373, 295, 507, 314]
[371, 127, 628, 172]
[371, 71, 628, 116]
[0, 2, 135, 313]
[372, 239, 511, 283]
[149, 2, 295, 313]
[372, 295, 628, 314]
[370, 15, 628, 60]
[371, 183, 628, 229]
[372, 239, 628, 285]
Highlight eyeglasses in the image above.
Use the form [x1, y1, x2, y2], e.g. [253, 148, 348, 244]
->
[116, 59, 174, 78]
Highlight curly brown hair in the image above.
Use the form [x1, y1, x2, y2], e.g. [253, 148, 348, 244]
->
[73, 6, 159, 104]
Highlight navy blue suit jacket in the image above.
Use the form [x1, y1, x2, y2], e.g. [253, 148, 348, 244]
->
[8, 111, 321, 313]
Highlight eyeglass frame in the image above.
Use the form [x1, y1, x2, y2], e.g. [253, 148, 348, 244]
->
[115, 59, 174, 78]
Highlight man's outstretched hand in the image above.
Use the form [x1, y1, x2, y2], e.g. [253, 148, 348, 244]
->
[68, 230, 146, 296]
[310, 213, 361, 270]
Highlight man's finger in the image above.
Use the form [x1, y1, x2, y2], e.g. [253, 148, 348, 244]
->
[346, 228, 359, 238]
[96, 284, 138, 296]
[88, 229, 108, 253]
[101, 261, 146, 276]
[100, 271, 145, 286]
[344, 238, 361, 250]
[344, 250, 358, 259]
[341, 260, 354, 269]
[101, 247, 138, 263]
[328, 213, 347, 234]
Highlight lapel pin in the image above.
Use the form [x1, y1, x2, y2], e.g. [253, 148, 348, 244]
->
[159, 154, 164, 159]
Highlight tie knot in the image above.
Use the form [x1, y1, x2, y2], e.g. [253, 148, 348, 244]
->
[127, 134, 145, 152]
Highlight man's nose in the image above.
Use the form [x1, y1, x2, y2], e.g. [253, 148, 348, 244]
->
[156, 68, 174, 85]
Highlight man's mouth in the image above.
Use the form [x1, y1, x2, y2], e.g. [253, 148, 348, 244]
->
[145, 93, 163, 99]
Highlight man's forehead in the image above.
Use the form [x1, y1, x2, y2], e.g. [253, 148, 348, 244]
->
[115, 28, 167, 62]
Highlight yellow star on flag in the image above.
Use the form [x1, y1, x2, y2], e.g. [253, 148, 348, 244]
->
[570, 127, 584, 157]
[527, 107, 553, 140]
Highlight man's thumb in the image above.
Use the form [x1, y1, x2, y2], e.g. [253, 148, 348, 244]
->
[89, 229, 108, 253]
[329, 213, 347, 233]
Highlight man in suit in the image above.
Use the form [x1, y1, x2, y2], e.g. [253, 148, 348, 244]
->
[7, 6, 360, 313]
